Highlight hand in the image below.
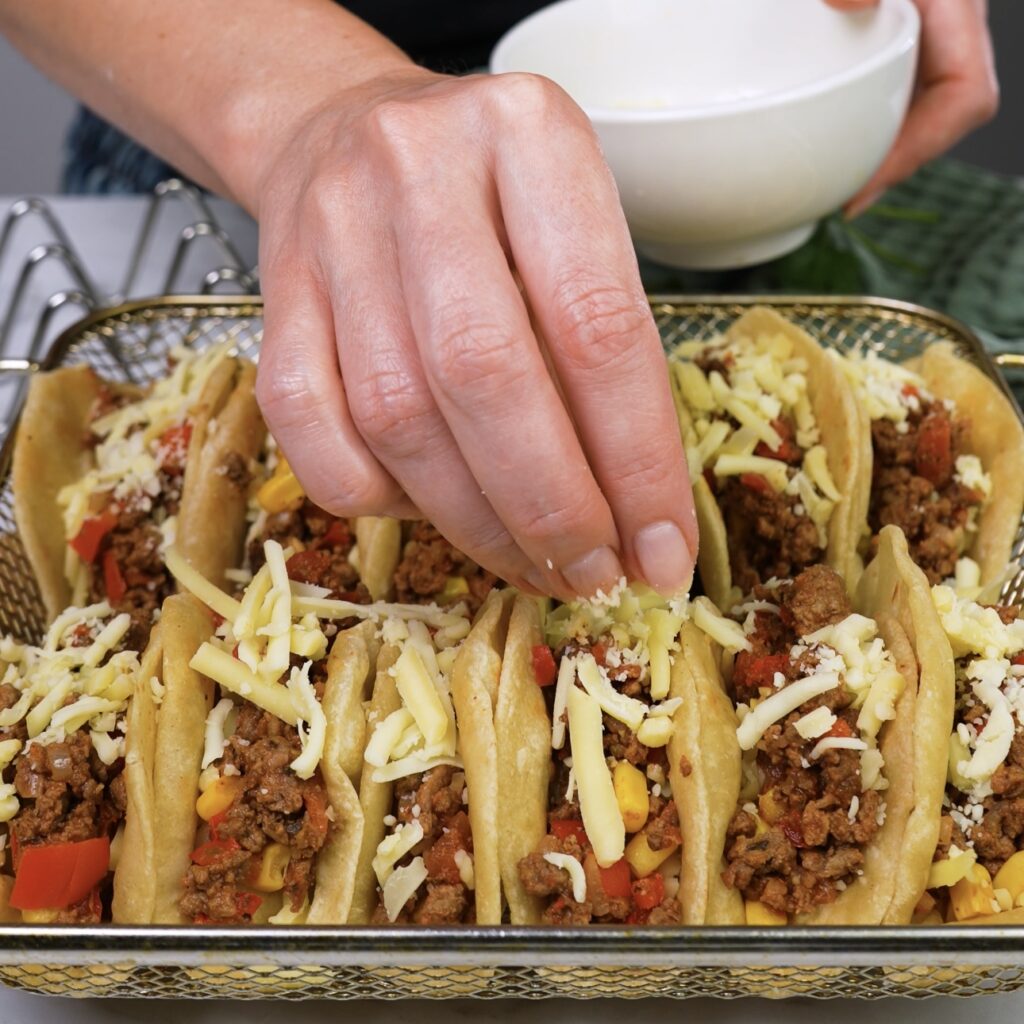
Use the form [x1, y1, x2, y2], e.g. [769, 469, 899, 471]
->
[828, 0, 998, 217]
[252, 68, 697, 600]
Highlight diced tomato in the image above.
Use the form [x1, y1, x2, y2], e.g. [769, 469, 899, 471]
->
[316, 518, 350, 550]
[1012, 653, 1024, 666]
[531, 645, 558, 687]
[9, 837, 110, 911]
[599, 859, 632, 900]
[285, 548, 331, 585]
[303, 787, 330, 845]
[733, 652, 790, 691]
[207, 811, 229, 842]
[234, 892, 263, 918]
[156, 421, 193, 473]
[739, 473, 771, 495]
[102, 549, 127, 603]
[779, 811, 806, 849]
[914, 411, 953, 487]
[901, 384, 920, 400]
[631, 872, 665, 911]
[69, 510, 117, 563]
[549, 818, 589, 848]
[212, 612, 225, 629]
[423, 814, 471, 885]
[754, 419, 802, 464]
[590, 643, 607, 667]
[827, 718, 854, 739]
[190, 837, 240, 866]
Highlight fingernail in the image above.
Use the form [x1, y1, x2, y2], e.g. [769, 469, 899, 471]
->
[634, 521, 694, 595]
[561, 546, 625, 600]
[845, 187, 884, 221]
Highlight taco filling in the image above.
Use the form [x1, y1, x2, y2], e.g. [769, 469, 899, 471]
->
[840, 352, 990, 586]
[671, 331, 841, 596]
[58, 344, 238, 650]
[363, 619, 477, 924]
[717, 566, 905, 920]
[515, 591, 688, 924]
[0, 605, 139, 923]
[394, 522, 498, 616]
[920, 587, 1024, 922]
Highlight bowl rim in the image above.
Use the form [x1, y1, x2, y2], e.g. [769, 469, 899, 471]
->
[489, 0, 920, 124]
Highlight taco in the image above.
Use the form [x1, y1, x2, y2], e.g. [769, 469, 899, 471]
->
[13, 341, 265, 648]
[0, 602, 168, 923]
[348, 588, 513, 925]
[496, 586, 703, 925]
[915, 585, 1024, 925]
[835, 343, 1024, 589]
[687, 526, 952, 924]
[668, 306, 862, 609]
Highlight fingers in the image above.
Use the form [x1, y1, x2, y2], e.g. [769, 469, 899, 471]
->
[846, 0, 997, 216]
[324, 223, 545, 592]
[256, 256, 416, 519]
[490, 75, 697, 595]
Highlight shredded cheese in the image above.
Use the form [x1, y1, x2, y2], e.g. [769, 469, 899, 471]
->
[543, 853, 587, 903]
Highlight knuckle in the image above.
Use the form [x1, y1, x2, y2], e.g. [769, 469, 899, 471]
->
[305, 468, 396, 519]
[349, 367, 441, 459]
[428, 315, 527, 401]
[306, 170, 347, 224]
[515, 496, 601, 549]
[550, 280, 655, 372]
[489, 71, 569, 121]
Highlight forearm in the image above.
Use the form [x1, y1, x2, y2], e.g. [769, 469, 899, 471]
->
[0, 0, 415, 210]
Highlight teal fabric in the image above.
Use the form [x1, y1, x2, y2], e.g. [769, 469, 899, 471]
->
[638, 158, 1024, 397]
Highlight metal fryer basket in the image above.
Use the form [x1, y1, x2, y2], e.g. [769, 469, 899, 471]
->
[0, 294, 1022, 1001]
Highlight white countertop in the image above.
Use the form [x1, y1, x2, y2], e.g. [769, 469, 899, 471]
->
[0, 194, 1022, 1020]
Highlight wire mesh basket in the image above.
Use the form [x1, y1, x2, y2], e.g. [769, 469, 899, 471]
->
[0, 293, 1023, 1001]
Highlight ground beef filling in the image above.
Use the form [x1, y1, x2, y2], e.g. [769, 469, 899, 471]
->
[935, 632, 1024, 881]
[179, 704, 330, 923]
[393, 522, 498, 616]
[9, 731, 126, 924]
[869, 399, 983, 584]
[692, 353, 824, 593]
[371, 765, 474, 925]
[250, 499, 369, 603]
[722, 567, 884, 916]
[516, 640, 683, 925]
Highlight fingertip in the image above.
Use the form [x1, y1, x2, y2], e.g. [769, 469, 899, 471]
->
[631, 520, 695, 597]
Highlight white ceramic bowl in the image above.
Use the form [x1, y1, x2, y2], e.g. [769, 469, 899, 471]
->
[491, 0, 919, 269]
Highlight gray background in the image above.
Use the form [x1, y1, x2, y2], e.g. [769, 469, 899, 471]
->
[0, 1, 1021, 193]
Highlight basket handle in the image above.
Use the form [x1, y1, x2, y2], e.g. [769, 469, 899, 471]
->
[0, 359, 37, 377]
[995, 353, 1024, 369]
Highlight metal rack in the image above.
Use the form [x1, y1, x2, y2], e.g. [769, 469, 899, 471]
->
[0, 180, 257, 423]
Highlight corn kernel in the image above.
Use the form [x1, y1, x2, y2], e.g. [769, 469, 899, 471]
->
[993, 851, 1024, 903]
[624, 830, 678, 878]
[21, 908, 59, 924]
[441, 576, 470, 598]
[251, 843, 291, 893]
[613, 762, 650, 833]
[758, 789, 786, 825]
[256, 458, 305, 514]
[950, 863, 996, 921]
[745, 900, 787, 926]
[196, 774, 245, 821]
[995, 887, 1013, 912]
[927, 848, 977, 890]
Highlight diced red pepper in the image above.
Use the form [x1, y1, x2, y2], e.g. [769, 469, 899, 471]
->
[156, 421, 193, 473]
[631, 872, 665, 911]
[901, 384, 920, 399]
[754, 418, 802, 464]
[739, 473, 771, 495]
[779, 811, 806, 849]
[549, 818, 589, 848]
[733, 652, 790, 691]
[102, 549, 127, 604]
[285, 548, 332, 585]
[316, 518, 350, 550]
[914, 411, 953, 487]
[423, 812, 471, 885]
[1012, 653, 1024, 666]
[827, 718, 854, 739]
[69, 510, 117, 563]
[190, 837, 240, 866]
[9, 837, 110, 910]
[207, 811, 229, 842]
[531, 645, 558, 687]
[599, 859, 632, 900]
[590, 643, 607, 667]
[212, 612, 225, 629]
[234, 892, 263, 918]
